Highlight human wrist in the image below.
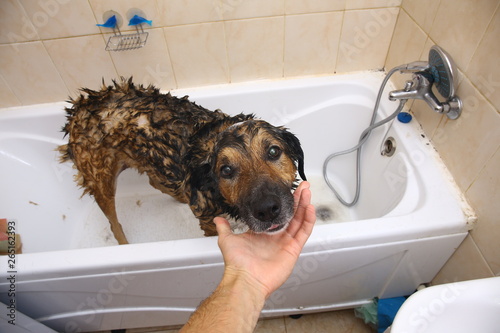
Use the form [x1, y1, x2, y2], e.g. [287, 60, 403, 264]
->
[221, 267, 268, 304]
[180, 268, 266, 333]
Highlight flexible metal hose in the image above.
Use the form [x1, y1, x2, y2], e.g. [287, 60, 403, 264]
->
[323, 67, 408, 207]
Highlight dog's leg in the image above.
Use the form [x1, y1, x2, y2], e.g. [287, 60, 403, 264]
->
[75, 160, 129, 245]
[93, 190, 129, 245]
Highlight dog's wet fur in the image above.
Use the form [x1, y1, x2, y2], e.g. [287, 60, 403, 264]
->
[59, 78, 306, 244]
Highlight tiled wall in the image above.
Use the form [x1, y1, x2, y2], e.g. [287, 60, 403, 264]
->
[1, 0, 498, 283]
[386, 0, 500, 283]
[0, 0, 400, 107]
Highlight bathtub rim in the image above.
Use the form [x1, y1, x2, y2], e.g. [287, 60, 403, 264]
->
[0, 208, 470, 281]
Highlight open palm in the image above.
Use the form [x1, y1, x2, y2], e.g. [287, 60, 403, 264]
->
[215, 181, 316, 298]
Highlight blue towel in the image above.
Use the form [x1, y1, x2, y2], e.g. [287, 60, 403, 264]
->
[378, 297, 406, 333]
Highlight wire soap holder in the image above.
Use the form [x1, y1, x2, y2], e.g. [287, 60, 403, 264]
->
[97, 14, 152, 51]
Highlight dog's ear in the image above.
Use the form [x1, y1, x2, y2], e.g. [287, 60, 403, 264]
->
[280, 129, 307, 181]
[190, 162, 215, 192]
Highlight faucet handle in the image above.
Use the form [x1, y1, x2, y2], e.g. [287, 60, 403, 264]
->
[444, 96, 463, 120]
[404, 80, 414, 92]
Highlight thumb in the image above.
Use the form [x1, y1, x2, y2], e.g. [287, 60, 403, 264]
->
[214, 217, 232, 237]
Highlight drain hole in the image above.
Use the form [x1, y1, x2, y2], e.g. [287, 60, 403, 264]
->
[316, 206, 334, 221]
[381, 137, 396, 157]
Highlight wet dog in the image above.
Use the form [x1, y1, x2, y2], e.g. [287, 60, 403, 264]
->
[59, 78, 306, 244]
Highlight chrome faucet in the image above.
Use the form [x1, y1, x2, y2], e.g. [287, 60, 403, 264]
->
[388, 46, 463, 120]
[389, 72, 462, 119]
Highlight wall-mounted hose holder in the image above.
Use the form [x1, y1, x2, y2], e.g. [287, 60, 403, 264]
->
[97, 14, 152, 51]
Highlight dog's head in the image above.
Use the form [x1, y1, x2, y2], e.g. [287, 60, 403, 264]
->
[208, 119, 306, 233]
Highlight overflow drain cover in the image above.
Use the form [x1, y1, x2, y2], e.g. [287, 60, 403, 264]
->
[381, 137, 396, 157]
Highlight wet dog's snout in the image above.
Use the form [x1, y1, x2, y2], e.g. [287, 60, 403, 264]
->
[241, 182, 294, 233]
[252, 194, 282, 222]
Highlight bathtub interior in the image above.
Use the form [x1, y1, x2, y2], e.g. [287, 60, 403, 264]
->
[0, 73, 419, 254]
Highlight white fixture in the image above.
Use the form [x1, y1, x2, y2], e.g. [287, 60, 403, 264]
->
[391, 277, 500, 333]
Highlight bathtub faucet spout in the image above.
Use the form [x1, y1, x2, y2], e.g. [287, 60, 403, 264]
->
[388, 77, 418, 101]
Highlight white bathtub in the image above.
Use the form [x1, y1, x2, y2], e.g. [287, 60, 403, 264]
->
[0, 72, 474, 332]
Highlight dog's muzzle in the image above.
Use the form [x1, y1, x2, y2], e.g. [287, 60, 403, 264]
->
[241, 182, 294, 234]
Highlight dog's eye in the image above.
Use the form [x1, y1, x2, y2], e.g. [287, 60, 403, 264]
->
[267, 146, 282, 160]
[220, 165, 234, 179]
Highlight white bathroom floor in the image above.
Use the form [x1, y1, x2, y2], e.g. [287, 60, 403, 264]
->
[91, 309, 373, 333]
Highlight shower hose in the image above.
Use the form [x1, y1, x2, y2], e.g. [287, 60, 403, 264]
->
[323, 67, 408, 207]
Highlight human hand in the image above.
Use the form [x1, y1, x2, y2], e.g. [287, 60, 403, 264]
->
[214, 181, 316, 299]
[180, 183, 315, 332]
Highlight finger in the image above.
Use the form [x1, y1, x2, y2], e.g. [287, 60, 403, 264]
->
[287, 186, 311, 236]
[293, 181, 310, 211]
[293, 204, 316, 247]
[214, 217, 232, 238]
[287, 186, 313, 237]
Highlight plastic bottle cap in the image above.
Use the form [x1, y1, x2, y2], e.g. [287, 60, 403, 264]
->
[397, 112, 412, 123]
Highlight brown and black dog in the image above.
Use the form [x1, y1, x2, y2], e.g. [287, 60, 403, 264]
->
[59, 78, 306, 244]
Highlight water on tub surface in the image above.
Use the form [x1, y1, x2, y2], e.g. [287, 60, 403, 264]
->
[75, 172, 351, 248]
[307, 174, 351, 225]
[79, 194, 202, 247]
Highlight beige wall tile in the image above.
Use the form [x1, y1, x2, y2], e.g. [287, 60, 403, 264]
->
[157, 0, 221, 26]
[337, 8, 398, 73]
[0, 42, 68, 105]
[402, 0, 440, 34]
[466, 6, 500, 112]
[164, 23, 229, 88]
[429, 0, 498, 71]
[284, 12, 343, 77]
[285, 0, 345, 14]
[467, 147, 500, 275]
[225, 17, 284, 83]
[431, 77, 500, 192]
[385, 9, 427, 69]
[19, 0, 99, 39]
[90, 0, 159, 33]
[432, 235, 494, 285]
[346, 0, 402, 10]
[221, 0, 284, 20]
[386, 20, 458, 140]
[0, 0, 39, 43]
[0, 75, 21, 108]
[109, 28, 176, 90]
[385, 9, 427, 89]
[44, 35, 118, 96]
[411, 99, 445, 139]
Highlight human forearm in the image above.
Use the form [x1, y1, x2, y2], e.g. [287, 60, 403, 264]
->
[180, 268, 267, 333]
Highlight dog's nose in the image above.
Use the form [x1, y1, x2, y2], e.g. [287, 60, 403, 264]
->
[252, 195, 281, 222]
